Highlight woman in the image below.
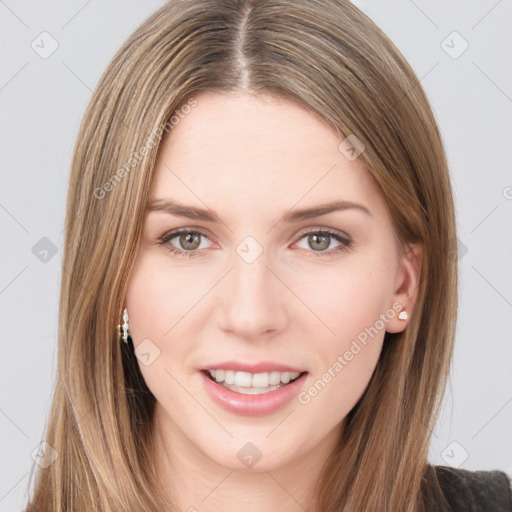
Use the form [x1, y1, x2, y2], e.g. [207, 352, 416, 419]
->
[25, 0, 512, 510]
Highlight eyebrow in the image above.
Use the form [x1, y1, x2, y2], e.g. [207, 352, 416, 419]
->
[147, 198, 372, 223]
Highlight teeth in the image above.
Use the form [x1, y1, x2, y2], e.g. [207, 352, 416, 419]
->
[206, 369, 301, 388]
[269, 371, 281, 386]
[221, 383, 282, 395]
[235, 371, 252, 387]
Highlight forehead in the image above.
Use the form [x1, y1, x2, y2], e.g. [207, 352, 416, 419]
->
[149, 91, 386, 221]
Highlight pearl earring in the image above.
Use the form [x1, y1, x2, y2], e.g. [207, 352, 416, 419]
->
[117, 308, 130, 344]
[398, 310, 408, 321]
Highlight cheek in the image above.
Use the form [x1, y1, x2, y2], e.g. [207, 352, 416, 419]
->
[125, 250, 200, 342]
[296, 259, 393, 351]
[294, 257, 393, 410]
[295, 276, 387, 430]
[124, 254, 185, 404]
[125, 251, 212, 392]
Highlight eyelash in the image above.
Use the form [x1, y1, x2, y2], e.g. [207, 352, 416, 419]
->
[158, 227, 352, 259]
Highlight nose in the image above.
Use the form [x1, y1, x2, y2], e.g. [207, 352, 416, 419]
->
[217, 249, 289, 341]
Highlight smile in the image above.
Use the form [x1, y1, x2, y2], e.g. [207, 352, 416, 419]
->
[205, 369, 302, 394]
[200, 368, 308, 416]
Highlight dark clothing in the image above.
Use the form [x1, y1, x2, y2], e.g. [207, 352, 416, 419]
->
[429, 465, 512, 511]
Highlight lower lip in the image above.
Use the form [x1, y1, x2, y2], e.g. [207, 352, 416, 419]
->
[199, 371, 308, 417]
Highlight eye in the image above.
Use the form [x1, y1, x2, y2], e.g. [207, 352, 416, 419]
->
[158, 227, 352, 259]
[294, 228, 352, 256]
[158, 229, 213, 259]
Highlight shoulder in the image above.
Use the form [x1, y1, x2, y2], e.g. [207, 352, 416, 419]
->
[430, 465, 512, 512]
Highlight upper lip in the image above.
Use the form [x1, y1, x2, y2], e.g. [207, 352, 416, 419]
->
[201, 361, 306, 374]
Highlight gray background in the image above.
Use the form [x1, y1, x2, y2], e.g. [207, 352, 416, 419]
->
[1, 0, 511, 509]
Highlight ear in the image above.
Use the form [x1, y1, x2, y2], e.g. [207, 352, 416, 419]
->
[386, 242, 423, 333]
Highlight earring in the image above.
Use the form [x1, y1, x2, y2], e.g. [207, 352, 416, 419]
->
[117, 308, 130, 344]
[398, 309, 408, 321]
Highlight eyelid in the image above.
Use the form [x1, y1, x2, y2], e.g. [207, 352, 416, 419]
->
[158, 225, 352, 258]
[294, 225, 351, 241]
[159, 225, 351, 245]
[159, 226, 215, 243]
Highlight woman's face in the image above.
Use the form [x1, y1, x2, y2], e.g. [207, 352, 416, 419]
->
[125, 91, 421, 474]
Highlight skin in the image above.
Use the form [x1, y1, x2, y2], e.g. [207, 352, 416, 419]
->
[125, 90, 422, 512]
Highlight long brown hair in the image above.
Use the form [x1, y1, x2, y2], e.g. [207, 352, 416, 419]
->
[25, 1, 457, 510]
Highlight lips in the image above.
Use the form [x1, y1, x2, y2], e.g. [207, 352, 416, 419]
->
[199, 369, 308, 416]
[197, 361, 309, 415]
[201, 361, 305, 374]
